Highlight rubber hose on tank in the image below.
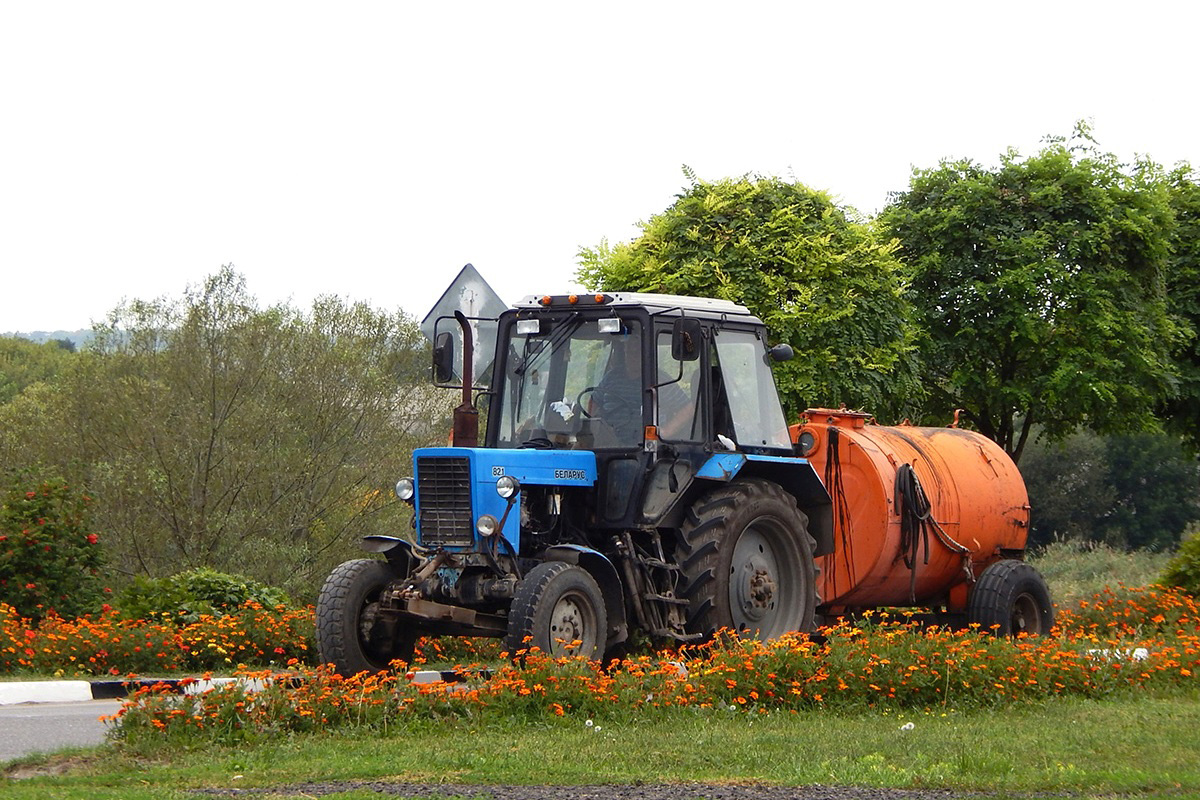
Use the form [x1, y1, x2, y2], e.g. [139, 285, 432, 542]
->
[895, 463, 932, 603]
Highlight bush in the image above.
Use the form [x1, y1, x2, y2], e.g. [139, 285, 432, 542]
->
[1161, 524, 1200, 597]
[116, 568, 289, 623]
[0, 474, 106, 621]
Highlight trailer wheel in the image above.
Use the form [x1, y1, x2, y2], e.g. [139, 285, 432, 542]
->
[678, 478, 817, 640]
[316, 559, 415, 676]
[505, 561, 607, 659]
[967, 559, 1055, 636]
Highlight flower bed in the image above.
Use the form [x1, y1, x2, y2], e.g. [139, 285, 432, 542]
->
[0, 602, 316, 674]
[103, 585, 1199, 746]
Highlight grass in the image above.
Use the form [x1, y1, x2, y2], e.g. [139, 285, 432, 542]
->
[1029, 541, 1174, 609]
[3, 691, 1199, 799]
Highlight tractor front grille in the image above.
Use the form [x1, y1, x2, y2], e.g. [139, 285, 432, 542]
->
[416, 456, 473, 547]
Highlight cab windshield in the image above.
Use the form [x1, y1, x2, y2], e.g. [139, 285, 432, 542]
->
[494, 318, 644, 449]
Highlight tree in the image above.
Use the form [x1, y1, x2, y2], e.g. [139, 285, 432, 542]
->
[577, 173, 921, 419]
[0, 267, 450, 597]
[879, 126, 1179, 461]
[0, 336, 75, 405]
[1163, 167, 1200, 450]
[1021, 429, 1200, 551]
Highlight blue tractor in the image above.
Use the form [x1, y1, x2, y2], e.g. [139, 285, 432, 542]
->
[316, 292, 834, 675]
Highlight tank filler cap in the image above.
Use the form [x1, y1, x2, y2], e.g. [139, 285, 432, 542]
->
[802, 407, 874, 428]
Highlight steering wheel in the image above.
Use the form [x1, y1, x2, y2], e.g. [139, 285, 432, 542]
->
[578, 384, 638, 423]
[576, 386, 598, 418]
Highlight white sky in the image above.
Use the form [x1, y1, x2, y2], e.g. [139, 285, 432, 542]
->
[2, 1, 1197, 333]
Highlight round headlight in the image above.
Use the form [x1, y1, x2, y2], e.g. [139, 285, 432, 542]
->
[796, 431, 818, 457]
[476, 514, 500, 537]
[495, 475, 521, 499]
[395, 477, 415, 501]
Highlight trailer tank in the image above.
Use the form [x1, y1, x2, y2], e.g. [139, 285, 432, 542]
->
[791, 408, 1030, 613]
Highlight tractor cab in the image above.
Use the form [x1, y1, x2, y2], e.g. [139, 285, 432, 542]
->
[485, 293, 798, 529]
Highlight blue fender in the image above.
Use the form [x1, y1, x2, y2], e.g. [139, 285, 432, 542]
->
[695, 453, 834, 556]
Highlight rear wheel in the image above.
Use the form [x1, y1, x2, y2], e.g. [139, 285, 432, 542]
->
[678, 478, 817, 639]
[967, 559, 1054, 636]
[316, 559, 416, 676]
[505, 561, 607, 659]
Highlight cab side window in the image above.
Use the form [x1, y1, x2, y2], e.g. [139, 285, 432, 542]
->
[656, 331, 704, 442]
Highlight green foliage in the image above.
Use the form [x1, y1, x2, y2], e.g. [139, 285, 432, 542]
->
[0, 266, 451, 598]
[115, 567, 290, 623]
[0, 335, 75, 404]
[880, 125, 1179, 460]
[0, 473, 106, 621]
[1163, 167, 1200, 449]
[577, 173, 921, 419]
[1021, 429, 1200, 550]
[1161, 524, 1200, 596]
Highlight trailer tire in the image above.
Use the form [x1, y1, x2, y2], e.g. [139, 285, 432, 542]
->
[316, 559, 415, 677]
[505, 561, 607, 660]
[678, 478, 817, 640]
[967, 559, 1054, 636]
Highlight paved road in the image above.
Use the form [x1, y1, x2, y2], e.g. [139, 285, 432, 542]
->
[0, 700, 122, 763]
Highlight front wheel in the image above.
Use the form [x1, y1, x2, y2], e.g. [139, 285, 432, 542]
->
[316, 559, 416, 676]
[504, 561, 607, 659]
[967, 559, 1054, 636]
[678, 478, 818, 640]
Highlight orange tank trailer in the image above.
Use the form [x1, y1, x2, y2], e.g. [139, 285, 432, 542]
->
[791, 408, 1031, 615]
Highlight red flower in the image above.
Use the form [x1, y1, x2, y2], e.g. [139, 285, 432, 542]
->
[25, 491, 35, 499]
[86, 533, 99, 544]
[24, 582, 36, 590]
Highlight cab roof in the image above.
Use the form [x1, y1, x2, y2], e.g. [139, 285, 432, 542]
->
[513, 292, 760, 323]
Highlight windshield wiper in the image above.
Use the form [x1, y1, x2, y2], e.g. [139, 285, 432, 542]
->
[513, 312, 580, 376]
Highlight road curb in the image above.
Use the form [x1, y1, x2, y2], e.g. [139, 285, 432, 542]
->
[0, 670, 478, 705]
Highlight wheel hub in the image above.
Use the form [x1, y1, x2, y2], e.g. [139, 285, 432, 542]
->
[358, 600, 381, 642]
[731, 526, 786, 630]
[1012, 592, 1040, 634]
[549, 595, 586, 653]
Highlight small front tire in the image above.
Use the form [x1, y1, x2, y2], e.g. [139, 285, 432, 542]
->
[316, 559, 416, 676]
[504, 561, 607, 659]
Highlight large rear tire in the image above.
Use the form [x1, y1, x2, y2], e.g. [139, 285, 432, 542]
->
[678, 478, 817, 639]
[316, 559, 416, 676]
[504, 561, 607, 659]
[967, 559, 1054, 636]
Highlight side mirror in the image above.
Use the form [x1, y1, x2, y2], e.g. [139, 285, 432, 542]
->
[671, 318, 702, 361]
[433, 331, 455, 384]
[769, 343, 795, 363]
